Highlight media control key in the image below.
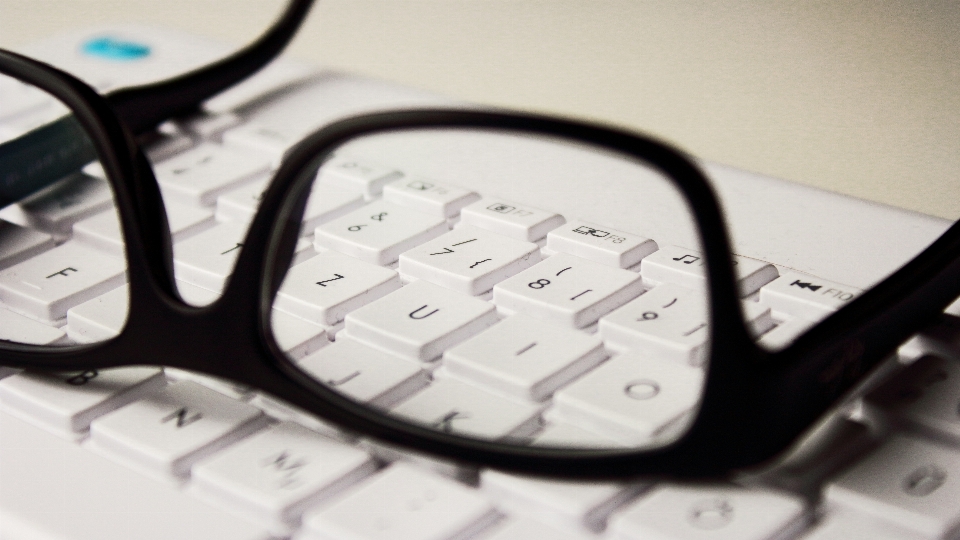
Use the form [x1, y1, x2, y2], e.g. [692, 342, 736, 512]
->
[759, 271, 862, 321]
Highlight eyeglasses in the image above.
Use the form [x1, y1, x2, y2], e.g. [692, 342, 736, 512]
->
[2, 4, 960, 481]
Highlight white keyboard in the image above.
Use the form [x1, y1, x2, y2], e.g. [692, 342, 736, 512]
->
[2, 26, 960, 540]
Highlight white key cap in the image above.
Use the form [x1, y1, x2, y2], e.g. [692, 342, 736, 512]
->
[174, 221, 312, 292]
[315, 155, 404, 199]
[190, 421, 376, 532]
[825, 434, 960, 538]
[0, 409, 272, 540]
[221, 121, 302, 164]
[640, 245, 779, 297]
[175, 111, 242, 140]
[443, 314, 606, 402]
[493, 252, 644, 328]
[759, 271, 862, 321]
[142, 131, 196, 163]
[482, 517, 596, 540]
[315, 200, 448, 265]
[481, 469, 645, 533]
[154, 143, 270, 206]
[599, 283, 773, 365]
[390, 377, 543, 440]
[216, 181, 364, 233]
[868, 356, 960, 445]
[0, 306, 66, 344]
[270, 309, 328, 360]
[274, 251, 401, 327]
[383, 177, 481, 217]
[399, 226, 541, 296]
[0, 220, 54, 270]
[0, 242, 126, 324]
[74, 203, 215, 254]
[609, 484, 807, 540]
[300, 463, 498, 540]
[800, 510, 927, 540]
[546, 219, 658, 269]
[344, 280, 498, 361]
[0, 367, 164, 439]
[89, 380, 267, 479]
[532, 417, 628, 449]
[757, 317, 815, 351]
[552, 351, 703, 445]
[295, 335, 429, 408]
[460, 197, 565, 241]
[0, 173, 115, 237]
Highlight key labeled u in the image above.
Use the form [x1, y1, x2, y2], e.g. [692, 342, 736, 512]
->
[409, 304, 439, 319]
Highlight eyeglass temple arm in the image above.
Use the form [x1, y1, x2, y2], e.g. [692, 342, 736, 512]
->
[748, 219, 960, 462]
[0, 0, 313, 208]
[106, 0, 315, 135]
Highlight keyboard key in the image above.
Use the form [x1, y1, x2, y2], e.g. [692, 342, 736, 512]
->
[0, 173, 115, 238]
[442, 314, 606, 402]
[460, 197, 565, 242]
[481, 469, 646, 533]
[315, 155, 404, 199]
[154, 143, 271, 206]
[274, 250, 401, 327]
[174, 222, 313, 292]
[0, 409, 272, 540]
[216, 181, 364, 233]
[0, 306, 66, 345]
[0, 220, 54, 270]
[399, 226, 541, 296]
[868, 356, 960, 445]
[598, 283, 773, 365]
[800, 510, 927, 540]
[0, 367, 164, 439]
[546, 219, 658, 269]
[73, 203, 215, 254]
[0, 242, 126, 323]
[640, 245, 778, 297]
[383, 176, 481, 217]
[532, 417, 628, 448]
[299, 463, 498, 540]
[270, 310, 329, 361]
[759, 271, 862, 321]
[493, 252, 644, 328]
[757, 316, 815, 351]
[190, 421, 376, 532]
[825, 434, 960, 538]
[89, 380, 267, 480]
[175, 111, 242, 140]
[482, 517, 596, 540]
[609, 484, 807, 540]
[295, 335, 429, 408]
[315, 200, 448, 265]
[344, 280, 499, 362]
[390, 377, 543, 440]
[551, 351, 703, 445]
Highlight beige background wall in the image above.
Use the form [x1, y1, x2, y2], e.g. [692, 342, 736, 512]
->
[2, 1, 958, 219]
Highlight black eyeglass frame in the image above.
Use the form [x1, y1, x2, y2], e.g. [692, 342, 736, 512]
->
[3, 47, 960, 480]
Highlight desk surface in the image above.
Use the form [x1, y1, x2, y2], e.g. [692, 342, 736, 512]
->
[2, 0, 958, 220]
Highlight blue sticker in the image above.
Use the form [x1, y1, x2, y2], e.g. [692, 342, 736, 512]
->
[81, 37, 151, 61]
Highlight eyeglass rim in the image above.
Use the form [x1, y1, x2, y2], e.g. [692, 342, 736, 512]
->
[3, 48, 960, 479]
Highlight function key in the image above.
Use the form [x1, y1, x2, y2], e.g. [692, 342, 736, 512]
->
[759, 271, 862, 321]
[315, 156, 403, 200]
[460, 197, 565, 242]
[383, 177, 480, 218]
[639, 245, 778, 297]
[546, 219, 657, 268]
